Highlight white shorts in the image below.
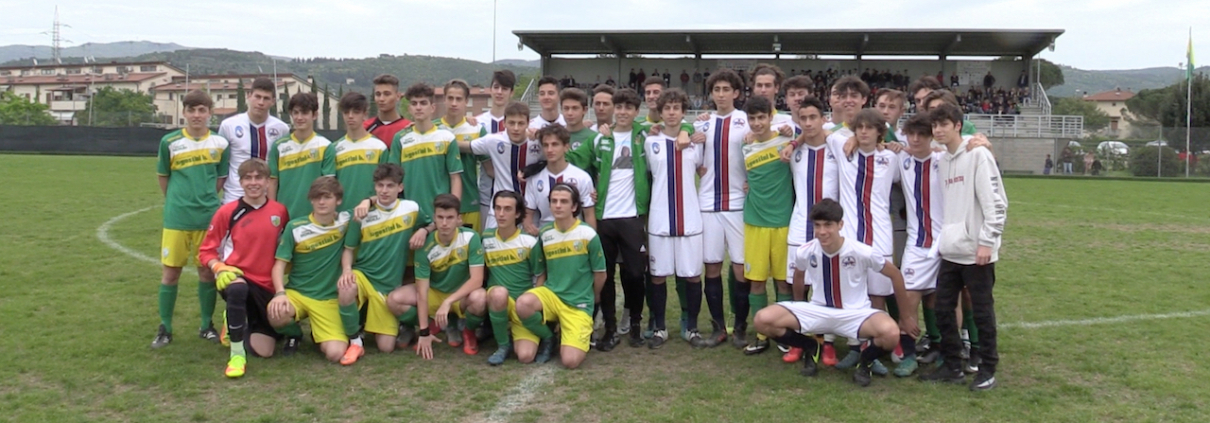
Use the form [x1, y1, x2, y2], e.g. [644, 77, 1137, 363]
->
[901, 246, 940, 291]
[785, 244, 801, 284]
[779, 301, 883, 340]
[648, 234, 703, 278]
[480, 204, 494, 230]
[867, 257, 893, 296]
[702, 211, 744, 264]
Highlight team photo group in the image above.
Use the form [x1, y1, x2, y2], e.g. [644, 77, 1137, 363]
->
[152, 61, 1008, 392]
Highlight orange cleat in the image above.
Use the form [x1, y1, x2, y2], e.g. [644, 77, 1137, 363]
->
[340, 344, 365, 366]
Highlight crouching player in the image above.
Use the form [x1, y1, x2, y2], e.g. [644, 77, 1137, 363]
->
[754, 199, 918, 387]
[199, 158, 289, 377]
[515, 184, 607, 369]
[337, 164, 430, 364]
[484, 191, 547, 365]
[267, 176, 353, 363]
[386, 194, 488, 359]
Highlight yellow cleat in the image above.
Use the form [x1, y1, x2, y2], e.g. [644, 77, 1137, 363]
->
[224, 355, 246, 378]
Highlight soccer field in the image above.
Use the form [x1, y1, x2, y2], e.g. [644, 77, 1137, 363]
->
[2, 154, 1209, 423]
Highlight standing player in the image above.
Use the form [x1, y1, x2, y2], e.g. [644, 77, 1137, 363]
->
[560, 88, 599, 152]
[152, 90, 230, 349]
[739, 96, 795, 355]
[636, 79, 665, 131]
[589, 85, 615, 131]
[364, 74, 412, 151]
[694, 69, 749, 348]
[750, 64, 796, 133]
[463, 102, 542, 229]
[530, 76, 566, 133]
[875, 88, 910, 363]
[268, 92, 334, 218]
[386, 194, 488, 359]
[339, 164, 430, 364]
[267, 177, 352, 363]
[483, 191, 546, 365]
[219, 77, 289, 204]
[438, 79, 489, 231]
[475, 70, 516, 227]
[329, 92, 389, 212]
[515, 184, 607, 368]
[782, 75, 814, 119]
[644, 89, 708, 349]
[389, 83, 464, 220]
[524, 125, 597, 233]
[199, 158, 289, 377]
[755, 199, 916, 387]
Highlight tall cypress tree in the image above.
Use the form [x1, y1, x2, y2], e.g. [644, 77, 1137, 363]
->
[235, 79, 247, 113]
[333, 85, 343, 131]
[279, 84, 292, 125]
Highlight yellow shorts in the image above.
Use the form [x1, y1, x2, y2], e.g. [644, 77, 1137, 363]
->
[285, 290, 347, 344]
[504, 295, 538, 347]
[523, 286, 592, 352]
[353, 270, 397, 337]
[461, 211, 481, 232]
[427, 288, 465, 321]
[160, 229, 205, 267]
[743, 224, 789, 282]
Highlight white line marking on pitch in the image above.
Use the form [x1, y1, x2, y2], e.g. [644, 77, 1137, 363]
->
[485, 366, 555, 423]
[96, 205, 196, 273]
[1002, 309, 1210, 329]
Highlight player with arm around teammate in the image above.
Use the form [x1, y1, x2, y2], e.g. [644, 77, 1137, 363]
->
[483, 191, 547, 365]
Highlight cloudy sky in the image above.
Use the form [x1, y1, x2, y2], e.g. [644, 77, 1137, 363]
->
[0, 0, 1204, 70]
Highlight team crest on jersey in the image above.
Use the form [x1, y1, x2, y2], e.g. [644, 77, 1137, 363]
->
[536, 179, 545, 192]
[573, 240, 584, 252]
[271, 216, 281, 226]
[794, 150, 803, 163]
[933, 162, 940, 171]
[309, 149, 319, 159]
[701, 121, 711, 132]
[516, 247, 526, 257]
[570, 141, 582, 151]
[827, 152, 835, 160]
[235, 126, 245, 138]
[436, 141, 447, 151]
[366, 150, 376, 160]
[496, 142, 506, 154]
[905, 268, 915, 277]
[734, 118, 747, 126]
[809, 255, 818, 268]
[209, 149, 218, 159]
[528, 144, 541, 155]
[903, 157, 912, 171]
[403, 215, 413, 225]
[841, 256, 856, 268]
[652, 142, 661, 154]
[269, 128, 281, 137]
[162, 247, 170, 258]
[876, 156, 890, 166]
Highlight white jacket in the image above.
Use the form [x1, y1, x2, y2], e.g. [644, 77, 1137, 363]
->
[938, 141, 1008, 265]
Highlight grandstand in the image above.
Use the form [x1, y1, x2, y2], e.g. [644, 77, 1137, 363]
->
[513, 29, 1081, 173]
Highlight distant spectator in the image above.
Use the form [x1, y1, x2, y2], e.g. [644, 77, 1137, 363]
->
[983, 72, 996, 91]
[1017, 70, 1029, 88]
[680, 69, 690, 90]
[950, 74, 960, 88]
[1083, 151, 1095, 175]
[1061, 147, 1075, 174]
[1044, 154, 1053, 175]
[662, 69, 671, 86]
[628, 68, 637, 88]
[692, 69, 703, 95]
[1090, 159, 1104, 176]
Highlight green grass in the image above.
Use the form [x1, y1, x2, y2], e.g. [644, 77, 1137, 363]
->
[2, 155, 1209, 422]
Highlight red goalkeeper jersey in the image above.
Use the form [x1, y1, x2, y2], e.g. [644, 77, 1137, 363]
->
[199, 199, 289, 291]
[364, 117, 412, 152]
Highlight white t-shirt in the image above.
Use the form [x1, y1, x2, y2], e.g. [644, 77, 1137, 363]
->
[601, 132, 639, 220]
[645, 133, 704, 236]
[827, 134, 900, 257]
[795, 239, 886, 310]
[787, 143, 840, 246]
[524, 164, 596, 224]
[695, 110, 749, 212]
[218, 113, 289, 203]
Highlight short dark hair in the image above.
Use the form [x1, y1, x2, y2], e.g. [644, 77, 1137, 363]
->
[308, 176, 343, 200]
[250, 77, 275, 94]
[782, 75, 813, 93]
[922, 89, 959, 110]
[372, 74, 400, 88]
[655, 88, 689, 113]
[559, 87, 588, 108]
[642, 78, 665, 89]
[612, 88, 641, 108]
[832, 76, 870, 99]
[742, 95, 772, 116]
[908, 76, 943, 95]
[877, 89, 906, 105]
[372, 163, 403, 184]
[492, 190, 526, 226]
[338, 92, 368, 113]
[549, 182, 582, 215]
[443, 79, 470, 98]
[928, 103, 964, 127]
[796, 95, 826, 115]
[706, 68, 744, 92]
[751, 63, 785, 87]
[851, 109, 888, 139]
[592, 85, 615, 97]
[808, 198, 844, 223]
[182, 89, 213, 109]
[537, 76, 559, 90]
[902, 114, 933, 137]
[287, 92, 318, 113]
[404, 83, 434, 101]
[504, 101, 530, 120]
[491, 70, 517, 90]
[433, 193, 461, 213]
[535, 123, 570, 145]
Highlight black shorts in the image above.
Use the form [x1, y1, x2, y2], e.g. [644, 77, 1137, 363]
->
[220, 281, 281, 340]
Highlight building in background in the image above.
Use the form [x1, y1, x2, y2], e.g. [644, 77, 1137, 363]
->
[1082, 88, 1135, 137]
[0, 61, 182, 123]
[151, 74, 336, 129]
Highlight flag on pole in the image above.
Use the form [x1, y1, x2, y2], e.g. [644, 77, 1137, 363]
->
[1188, 29, 1195, 81]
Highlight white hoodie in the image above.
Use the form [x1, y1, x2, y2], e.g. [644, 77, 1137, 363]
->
[938, 140, 1008, 265]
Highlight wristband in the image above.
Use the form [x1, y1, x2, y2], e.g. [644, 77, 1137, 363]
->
[418, 327, 431, 337]
[274, 291, 286, 297]
[789, 141, 800, 150]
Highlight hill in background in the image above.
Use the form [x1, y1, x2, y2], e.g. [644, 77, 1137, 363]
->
[1048, 65, 1210, 97]
[0, 41, 189, 64]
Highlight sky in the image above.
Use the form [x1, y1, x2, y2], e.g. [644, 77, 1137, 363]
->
[0, 0, 1205, 70]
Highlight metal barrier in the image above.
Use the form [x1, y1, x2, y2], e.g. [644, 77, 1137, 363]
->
[1036, 82, 1051, 116]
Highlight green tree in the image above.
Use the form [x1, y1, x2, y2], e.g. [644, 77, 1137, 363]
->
[280, 84, 292, 125]
[1125, 73, 1210, 152]
[0, 91, 58, 125]
[333, 85, 343, 131]
[1039, 59, 1064, 90]
[1053, 97, 1110, 131]
[323, 83, 332, 130]
[368, 96, 379, 120]
[1130, 145, 1182, 177]
[310, 76, 317, 95]
[75, 86, 156, 127]
[236, 79, 247, 113]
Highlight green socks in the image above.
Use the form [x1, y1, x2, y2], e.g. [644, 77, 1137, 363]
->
[489, 309, 511, 346]
[748, 292, 768, 320]
[923, 307, 941, 342]
[676, 277, 688, 314]
[230, 341, 246, 358]
[339, 303, 360, 337]
[963, 306, 979, 347]
[158, 284, 179, 334]
[728, 267, 740, 316]
[279, 322, 303, 338]
[465, 314, 484, 331]
[775, 292, 792, 303]
[198, 281, 217, 329]
[398, 307, 419, 327]
[520, 312, 552, 340]
[885, 296, 900, 322]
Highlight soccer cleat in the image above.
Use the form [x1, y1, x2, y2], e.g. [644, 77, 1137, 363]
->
[396, 325, 415, 350]
[918, 348, 941, 364]
[836, 350, 861, 369]
[461, 329, 479, 355]
[821, 343, 839, 366]
[743, 338, 770, 355]
[704, 329, 728, 348]
[853, 362, 873, 387]
[894, 356, 919, 377]
[199, 326, 220, 344]
[597, 331, 619, 352]
[964, 355, 981, 374]
[151, 324, 172, 349]
[642, 319, 655, 340]
[961, 340, 971, 360]
[892, 343, 904, 363]
[224, 354, 247, 378]
[648, 329, 669, 349]
[679, 317, 691, 342]
[446, 323, 463, 347]
[915, 337, 932, 353]
[219, 312, 229, 347]
[871, 359, 889, 377]
[488, 343, 510, 366]
[800, 349, 820, 377]
[969, 370, 997, 391]
[919, 365, 967, 384]
[687, 330, 709, 349]
[340, 343, 365, 366]
[628, 325, 645, 348]
[283, 337, 301, 357]
[535, 338, 555, 363]
[783, 347, 804, 363]
[730, 324, 748, 349]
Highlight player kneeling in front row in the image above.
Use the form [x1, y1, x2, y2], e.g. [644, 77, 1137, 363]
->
[267, 177, 353, 363]
[386, 194, 488, 359]
[754, 199, 918, 387]
[484, 191, 547, 365]
[337, 164, 431, 365]
[199, 158, 289, 377]
[514, 184, 607, 369]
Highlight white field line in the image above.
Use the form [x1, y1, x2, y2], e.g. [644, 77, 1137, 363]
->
[96, 206, 197, 273]
[1001, 309, 1210, 329]
[484, 365, 556, 423]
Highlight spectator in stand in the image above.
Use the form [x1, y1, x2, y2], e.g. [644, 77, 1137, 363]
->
[663, 69, 671, 86]
[1017, 70, 1029, 88]
[1083, 151, 1095, 175]
[693, 69, 703, 96]
[628, 69, 637, 89]
[983, 72, 996, 92]
[680, 70, 690, 90]
[1044, 154, 1053, 175]
[637, 69, 647, 88]
[1090, 158, 1104, 176]
[1060, 147, 1075, 175]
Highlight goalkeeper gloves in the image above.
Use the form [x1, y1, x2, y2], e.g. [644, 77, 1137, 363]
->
[211, 262, 243, 290]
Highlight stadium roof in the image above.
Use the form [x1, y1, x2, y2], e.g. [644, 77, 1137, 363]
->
[514, 29, 1064, 58]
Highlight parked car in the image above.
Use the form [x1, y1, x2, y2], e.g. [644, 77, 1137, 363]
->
[1144, 140, 1168, 147]
[1097, 141, 1129, 156]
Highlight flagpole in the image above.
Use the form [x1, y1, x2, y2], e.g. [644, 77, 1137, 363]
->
[1188, 27, 1193, 178]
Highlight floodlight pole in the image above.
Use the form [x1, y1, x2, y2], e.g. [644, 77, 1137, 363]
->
[492, 0, 498, 64]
